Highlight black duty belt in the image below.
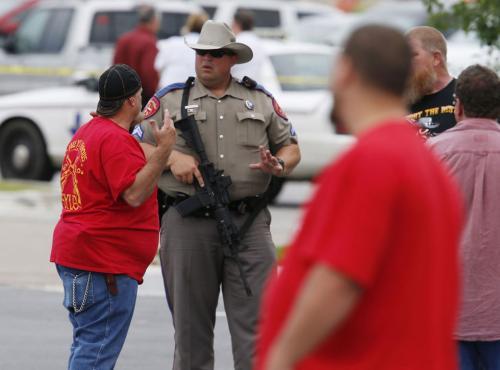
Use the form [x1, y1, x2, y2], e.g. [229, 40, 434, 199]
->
[166, 194, 262, 217]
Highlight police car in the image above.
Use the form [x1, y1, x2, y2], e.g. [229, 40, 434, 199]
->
[0, 41, 354, 184]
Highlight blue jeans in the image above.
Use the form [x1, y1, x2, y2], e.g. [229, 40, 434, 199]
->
[459, 340, 500, 370]
[56, 264, 138, 370]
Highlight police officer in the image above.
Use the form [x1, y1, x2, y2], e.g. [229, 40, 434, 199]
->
[133, 20, 300, 370]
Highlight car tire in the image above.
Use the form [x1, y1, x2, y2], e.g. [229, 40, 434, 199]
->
[0, 119, 53, 181]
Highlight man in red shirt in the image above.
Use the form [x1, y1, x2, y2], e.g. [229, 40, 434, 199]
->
[113, 5, 160, 107]
[51, 64, 175, 370]
[256, 25, 463, 370]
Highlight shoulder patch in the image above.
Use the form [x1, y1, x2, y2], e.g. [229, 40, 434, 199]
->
[272, 98, 288, 121]
[155, 82, 186, 99]
[143, 96, 160, 119]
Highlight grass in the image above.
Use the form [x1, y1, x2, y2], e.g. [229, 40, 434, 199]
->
[276, 245, 287, 261]
[0, 181, 34, 191]
[0, 180, 48, 191]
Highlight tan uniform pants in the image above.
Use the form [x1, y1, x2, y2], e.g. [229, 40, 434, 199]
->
[159, 207, 276, 370]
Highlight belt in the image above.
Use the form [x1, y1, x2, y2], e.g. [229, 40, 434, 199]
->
[166, 194, 262, 217]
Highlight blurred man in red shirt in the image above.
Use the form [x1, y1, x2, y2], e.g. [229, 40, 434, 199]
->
[256, 24, 463, 370]
[114, 5, 160, 107]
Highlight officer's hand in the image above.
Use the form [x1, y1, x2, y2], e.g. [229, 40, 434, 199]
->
[150, 109, 176, 155]
[169, 151, 205, 186]
[249, 146, 284, 176]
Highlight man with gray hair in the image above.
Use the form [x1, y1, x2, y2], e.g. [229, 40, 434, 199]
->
[114, 5, 161, 107]
[406, 26, 456, 136]
[428, 65, 500, 370]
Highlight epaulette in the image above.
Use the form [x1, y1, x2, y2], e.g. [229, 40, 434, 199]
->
[254, 83, 274, 99]
[155, 82, 186, 99]
[238, 76, 274, 100]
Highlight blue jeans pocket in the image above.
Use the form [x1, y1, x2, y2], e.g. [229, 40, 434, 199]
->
[57, 265, 95, 313]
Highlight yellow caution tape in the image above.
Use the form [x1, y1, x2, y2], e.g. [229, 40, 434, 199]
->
[0, 65, 102, 77]
[277, 75, 328, 87]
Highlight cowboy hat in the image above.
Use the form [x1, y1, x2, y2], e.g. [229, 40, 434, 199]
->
[186, 20, 253, 64]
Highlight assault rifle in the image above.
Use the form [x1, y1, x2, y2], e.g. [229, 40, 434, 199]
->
[173, 77, 253, 296]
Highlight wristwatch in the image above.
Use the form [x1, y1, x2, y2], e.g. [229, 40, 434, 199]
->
[276, 157, 286, 176]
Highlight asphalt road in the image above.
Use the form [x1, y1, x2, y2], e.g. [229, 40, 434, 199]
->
[0, 179, 312, 370]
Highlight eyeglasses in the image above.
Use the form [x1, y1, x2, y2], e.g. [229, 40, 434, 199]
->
[195, 49, 234, 58]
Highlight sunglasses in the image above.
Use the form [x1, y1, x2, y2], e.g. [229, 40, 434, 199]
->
[195, 49, 234, 58]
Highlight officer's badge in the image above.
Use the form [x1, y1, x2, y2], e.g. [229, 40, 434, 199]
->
[272, 98, 288, 121]
[143, 96, 160, 119]
[245, 99, 254, 110]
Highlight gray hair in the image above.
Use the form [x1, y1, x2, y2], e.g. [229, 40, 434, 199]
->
[137, 5, 158, 24]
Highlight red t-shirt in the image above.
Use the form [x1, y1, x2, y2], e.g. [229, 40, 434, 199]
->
[51, 117, 159, 283]
[256, 121, 462, 370]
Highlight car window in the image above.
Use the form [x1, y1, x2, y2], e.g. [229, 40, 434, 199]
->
[237, 8, 281, 28]
[13, 8, 73, 53]
[159, 12, 189, 39]
[90, 11, 188, 44]
[90, 11, 136, 44]
[270, 53, 331, 91]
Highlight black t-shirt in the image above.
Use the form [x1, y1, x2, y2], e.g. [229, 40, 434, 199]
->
[409, 79, 456, 135]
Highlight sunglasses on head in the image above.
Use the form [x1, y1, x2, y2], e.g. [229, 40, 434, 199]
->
[195, 49, 234, 58]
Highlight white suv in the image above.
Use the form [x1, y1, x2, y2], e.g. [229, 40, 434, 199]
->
[0, 0, 202, 95]
[196, 0, 343, 39]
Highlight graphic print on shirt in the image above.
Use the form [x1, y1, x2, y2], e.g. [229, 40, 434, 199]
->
[407, 104, 455, 130]
[60, 139, 87, 212]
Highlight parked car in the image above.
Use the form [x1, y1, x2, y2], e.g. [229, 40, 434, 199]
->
[0, 0, 38, 42]
[0, 40, 354, 186]
[197, 0, 343, 39]
[259, 40, 354, 180]
[291, 0, 428, 46]
[0, 0, 202, 95]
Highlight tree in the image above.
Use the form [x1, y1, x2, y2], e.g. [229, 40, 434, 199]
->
[423, 0, 500, 49]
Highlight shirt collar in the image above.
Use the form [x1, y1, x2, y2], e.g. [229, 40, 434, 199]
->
[448, 118, 500, 133]
[192, 78, 245, 101]
[136, 25, 155, 36]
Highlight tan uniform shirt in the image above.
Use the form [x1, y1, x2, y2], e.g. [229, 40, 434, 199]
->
[134, 78, 298, 200]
